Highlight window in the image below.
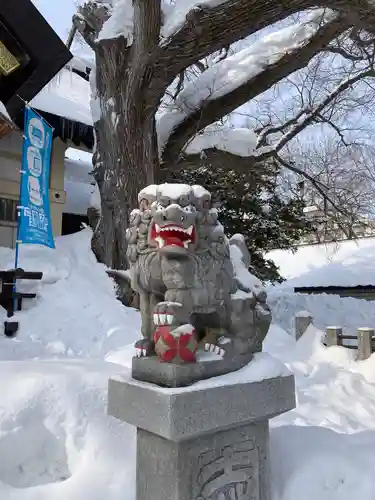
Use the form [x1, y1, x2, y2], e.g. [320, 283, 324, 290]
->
[0, 198, 17, 222]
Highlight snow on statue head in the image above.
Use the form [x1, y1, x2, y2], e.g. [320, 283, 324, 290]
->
[126, 183, 272, 387]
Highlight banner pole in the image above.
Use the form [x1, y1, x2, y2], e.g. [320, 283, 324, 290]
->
[13, 105, 29, 307]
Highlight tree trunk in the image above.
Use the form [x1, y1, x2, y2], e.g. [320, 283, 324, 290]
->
[91, 37, 158, 271]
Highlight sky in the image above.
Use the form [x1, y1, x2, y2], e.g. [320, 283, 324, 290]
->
[32, 0, 76, 42]
[32, 0, 93, 62]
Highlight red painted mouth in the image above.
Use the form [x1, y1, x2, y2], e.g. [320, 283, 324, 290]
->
[150, 222, 196, 249]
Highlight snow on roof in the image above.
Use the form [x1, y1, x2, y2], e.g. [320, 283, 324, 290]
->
[66, 55, 94, 73]
[267, 238, 375, 288]
[30, 68, 92, 126]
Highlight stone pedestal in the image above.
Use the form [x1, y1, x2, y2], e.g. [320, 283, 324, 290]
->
[108, 358, 295, 500]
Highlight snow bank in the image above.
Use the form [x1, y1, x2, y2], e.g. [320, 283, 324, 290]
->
[0, 229, 140, 359]
[64, 179, 94, 216]
[264, 324, 375, 500]
[1, 229, 375, 500]
[266, 237, 375, 332]
[0, 229, 142, 499]
[0, 360, 136, 500]
[269, 288, 375, 336]
[267, 237, 375, 287]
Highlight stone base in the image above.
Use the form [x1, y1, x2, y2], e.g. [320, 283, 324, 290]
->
[132, 350, 254, 388]
[108, 363, 296, 500]
[137, 421, 269, 500]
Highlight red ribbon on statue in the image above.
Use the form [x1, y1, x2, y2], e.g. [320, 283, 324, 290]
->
[154, 324, 198, 363]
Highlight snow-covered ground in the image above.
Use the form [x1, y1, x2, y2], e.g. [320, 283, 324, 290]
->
[0, 229, 374, 500]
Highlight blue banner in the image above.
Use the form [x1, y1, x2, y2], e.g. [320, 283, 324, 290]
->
[18, 107, 55, 248]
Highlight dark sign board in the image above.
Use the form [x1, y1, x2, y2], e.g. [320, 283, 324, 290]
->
[0, 0, 72, 125]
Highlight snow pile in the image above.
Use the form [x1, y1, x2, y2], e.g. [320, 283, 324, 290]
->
[31, 68, 92, 127]
[64, 180, 95, 216]
[265, 324, 375, 500]
[63, 150, 95, 216]
[268, 288, 375, 336]
[267, 237, 375, 288]
[0, 229, 142, 499]
[0, 229, 140, 359]
[1, 229, 375, 499]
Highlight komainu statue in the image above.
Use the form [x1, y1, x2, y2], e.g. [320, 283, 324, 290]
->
[126, 183, 272, 386]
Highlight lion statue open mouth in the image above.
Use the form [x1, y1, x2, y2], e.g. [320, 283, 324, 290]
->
[126, 183, 271, 379]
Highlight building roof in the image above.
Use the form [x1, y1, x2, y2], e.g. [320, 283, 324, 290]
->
[31, 69, 92, 127]
[0, 1, 96, 149]
[0, 0, 72, 123]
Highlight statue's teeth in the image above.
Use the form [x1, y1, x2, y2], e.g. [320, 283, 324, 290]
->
[155, 223, 160, 232]
[153, 313, 159, 325]
[187, 226, 193, 235]
[183, 241, 189, 249]
[159, 313, 167, 324]
[166, 314, 174, 324]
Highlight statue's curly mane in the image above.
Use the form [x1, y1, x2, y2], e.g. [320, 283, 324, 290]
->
[126, 202, 235, 309]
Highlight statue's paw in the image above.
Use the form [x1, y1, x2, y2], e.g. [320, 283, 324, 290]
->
[204, 343, 225, 358]
[218, 335, 231, 346]
[135, 339, 155, 358]
[153, 301, 185, 326]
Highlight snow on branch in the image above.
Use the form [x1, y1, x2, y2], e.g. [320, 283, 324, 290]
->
[181, 65, 375, 166]
[97, 0, 133, 43]
[158, 9, 345, 162]
[185, 127, 263, 157]
[162, 0, 229, 39]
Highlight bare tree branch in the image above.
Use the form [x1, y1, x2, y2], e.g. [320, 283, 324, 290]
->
[321, 45, 363, 60]
[273, 67, 375, 152]
[161, 16, 348, 166]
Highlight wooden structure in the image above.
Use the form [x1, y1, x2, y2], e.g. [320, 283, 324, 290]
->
[0, 267, 43, 336]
